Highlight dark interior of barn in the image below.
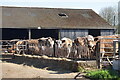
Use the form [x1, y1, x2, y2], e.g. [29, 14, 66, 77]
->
[1, 28, 59, 40]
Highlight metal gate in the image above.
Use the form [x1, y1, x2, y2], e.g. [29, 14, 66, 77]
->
[0, 40, 27, 54]
[113, 40, 120, 70]
[96, 38, 120, 69]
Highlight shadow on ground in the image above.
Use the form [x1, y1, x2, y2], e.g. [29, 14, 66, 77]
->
[1, 54, 75, 74]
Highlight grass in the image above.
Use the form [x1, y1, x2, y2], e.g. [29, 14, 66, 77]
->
[86, 69, 120, 79]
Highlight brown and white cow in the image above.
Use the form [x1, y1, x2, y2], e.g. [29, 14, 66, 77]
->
[85, 35, 98, 58]
[9, 40, 27, 54]
[74, 35, 95, 47]
[27, 39, 40, 55]
[85, 35, 96, 48]
[73, 36, 90, 59]
[55, 37, 73, 58]
[61, 37, 73, 48]
[73, 35, 97, 59]
[96, 35, 119, 58]
[13, 39, 40, 55]
[74, 37, 85, 46]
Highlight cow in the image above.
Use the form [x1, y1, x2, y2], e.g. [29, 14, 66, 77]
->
[38, 37, 54, 48]
[85, 35, 97, 59]
[74, 37, 85, 46]
[38, 37, 54, 56]
[96, 35, 119, 57]
[93, 35, 120, 66]
[54, 37, 73, 58]
[13, 40, 28, 54]
[0, 40, 11, 53]
[1, 39, 20, 53]
[27, 39, 40, 55]
[94, 35, 120, 65]
[74, 35, 95, 47]
[73, 37, 90, 59]
[13, 39, 39, 55]
[61, 37, 73, 48]
[55, 40, 62, 48]
[85, 35, 95, 48]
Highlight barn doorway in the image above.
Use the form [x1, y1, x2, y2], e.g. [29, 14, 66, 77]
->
[2, 28, 28, 40]
[31, 29, 59, 39]
[88, 29, 100, 37]
[1, 28, 59, 40]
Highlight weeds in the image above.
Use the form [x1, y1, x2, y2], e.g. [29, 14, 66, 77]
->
[86, 69, 120, 79]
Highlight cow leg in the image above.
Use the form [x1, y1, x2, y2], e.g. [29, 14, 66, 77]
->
[74, 50, 77, 58]
[66, 47, 71, 58]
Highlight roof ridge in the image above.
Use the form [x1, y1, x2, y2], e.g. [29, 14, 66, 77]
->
[0, 6, 92, 10]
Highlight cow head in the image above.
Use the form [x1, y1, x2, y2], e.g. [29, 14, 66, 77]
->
[85, 35, 96, 48]
[56, 40, 62, 48]
[74, 37, 85, 46]
[46, 37, 54, 48]
[38, 37, 54, 48]
[61, 37, 73, 48]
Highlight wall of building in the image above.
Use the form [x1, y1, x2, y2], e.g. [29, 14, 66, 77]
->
[60, 29, 88, 39]
[101, 29, 115, 36]
[60, 29, 115, 39]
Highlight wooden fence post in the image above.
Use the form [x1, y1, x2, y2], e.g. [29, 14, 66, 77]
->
[96, 42, 101, 69]
[53, 40, 56, 57]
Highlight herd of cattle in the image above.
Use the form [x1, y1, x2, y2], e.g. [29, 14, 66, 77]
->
[1, 35, 120, 59]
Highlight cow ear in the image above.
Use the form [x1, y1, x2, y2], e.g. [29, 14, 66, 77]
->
[52, 38, 56, 41]
[94, 37, 99, 41]
[62, 40, 66, 43]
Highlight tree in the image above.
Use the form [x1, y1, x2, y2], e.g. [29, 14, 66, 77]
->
[99, 6, 118, 26]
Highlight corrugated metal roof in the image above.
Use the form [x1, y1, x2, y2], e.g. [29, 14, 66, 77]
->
[0, 6, 114, 29]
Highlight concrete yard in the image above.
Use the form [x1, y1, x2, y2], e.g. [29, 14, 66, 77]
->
[1, 62, 78, 78]
[0, 53, 95, 79]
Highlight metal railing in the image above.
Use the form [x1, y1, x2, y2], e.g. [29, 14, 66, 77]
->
[0, 39, 94, 60]
[96, 38, 120, 69]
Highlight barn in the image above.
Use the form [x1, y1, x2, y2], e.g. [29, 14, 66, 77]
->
[0, 6, 116, 40]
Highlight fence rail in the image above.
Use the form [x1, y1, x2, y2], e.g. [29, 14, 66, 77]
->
[0, 40, 94, 60]
[1, 37, 119, 63]
[96, 38, 120, 69]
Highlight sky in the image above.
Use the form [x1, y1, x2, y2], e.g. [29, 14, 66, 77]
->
[0, 0, 120, 13]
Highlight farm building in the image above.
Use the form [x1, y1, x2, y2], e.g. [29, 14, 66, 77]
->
[0, 6, 116, 40]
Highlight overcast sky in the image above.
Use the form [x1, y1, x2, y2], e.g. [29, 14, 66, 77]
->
[1, 0, 120, 13]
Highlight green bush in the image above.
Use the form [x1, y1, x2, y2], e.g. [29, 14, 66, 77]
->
[86, 69, 120, 79]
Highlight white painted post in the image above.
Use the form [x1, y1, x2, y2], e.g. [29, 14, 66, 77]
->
[28, 29, 31, 40]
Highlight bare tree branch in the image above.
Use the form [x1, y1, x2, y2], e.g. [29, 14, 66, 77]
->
[99, 6, 118, 26]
